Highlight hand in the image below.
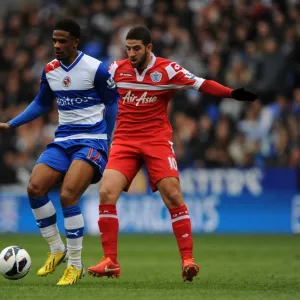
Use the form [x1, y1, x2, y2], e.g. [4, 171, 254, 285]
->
[231, 88, 257, 101]
[0, 123, 11, 131]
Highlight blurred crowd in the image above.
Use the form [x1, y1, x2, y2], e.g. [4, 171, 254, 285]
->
[0, 0, 300, 184]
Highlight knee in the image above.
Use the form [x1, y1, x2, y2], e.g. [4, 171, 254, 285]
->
[167, 189, 182, 205]
[99, 186, 117, 205]
[27, 181, 47, 198]
[60, 188, 77, 207]
[163, 186, 184, 208]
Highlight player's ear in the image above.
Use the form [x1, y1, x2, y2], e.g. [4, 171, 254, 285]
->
[74, 38, 80, 49]
[146, 43, 152, 53]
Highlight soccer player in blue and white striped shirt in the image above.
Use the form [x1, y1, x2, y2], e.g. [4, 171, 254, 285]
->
[0, 19, 119, 285]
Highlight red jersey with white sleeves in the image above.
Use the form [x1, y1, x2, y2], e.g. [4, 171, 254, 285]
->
[109, 54, 205, 141]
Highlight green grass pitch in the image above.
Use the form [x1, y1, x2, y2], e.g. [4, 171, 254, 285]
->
[0, 234, 300, 300]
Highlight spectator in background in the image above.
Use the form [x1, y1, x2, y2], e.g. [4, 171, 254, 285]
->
[190, 114, 214, 167]
[256, 38, 287, 104]
[1, 0, 300, 185]
[204, 116, 233, 168]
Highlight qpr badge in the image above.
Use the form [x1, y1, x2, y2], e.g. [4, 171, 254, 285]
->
[150, 71, 162, 83]
[62, 76, 71, 87]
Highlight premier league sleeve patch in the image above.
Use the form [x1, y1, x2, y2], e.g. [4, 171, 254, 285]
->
[106, 76, 116, 89]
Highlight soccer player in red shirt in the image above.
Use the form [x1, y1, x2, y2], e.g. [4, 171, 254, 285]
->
[88, 25, 257, 281]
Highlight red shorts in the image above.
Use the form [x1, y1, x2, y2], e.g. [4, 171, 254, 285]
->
[106, 139, 179, 192]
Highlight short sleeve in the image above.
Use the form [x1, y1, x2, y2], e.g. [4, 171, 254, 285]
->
[164, 62, 205, 90]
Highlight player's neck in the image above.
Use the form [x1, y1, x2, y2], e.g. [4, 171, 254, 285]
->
[61, 51, 80, 66]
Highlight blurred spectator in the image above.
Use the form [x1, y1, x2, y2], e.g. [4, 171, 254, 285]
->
[0, 0, 300, 184]
[256, 38, 288, 103]
[204, 116, 233, 168]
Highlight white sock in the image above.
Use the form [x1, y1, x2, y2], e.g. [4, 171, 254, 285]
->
[40, 225, 65, 254]
[29, 196, 65, 254]
[67, 248, 82, 269]
[63, 205, 84, 270]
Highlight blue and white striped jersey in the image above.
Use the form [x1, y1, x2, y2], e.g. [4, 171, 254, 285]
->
[39, 52, 119, 141]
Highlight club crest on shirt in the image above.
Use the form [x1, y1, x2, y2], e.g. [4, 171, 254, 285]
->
[62, 76, 71, 87]
[150, 71, 162, 83]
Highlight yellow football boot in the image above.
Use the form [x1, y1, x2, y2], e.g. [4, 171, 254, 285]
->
[37, 250, 67, 276]
[57, 265, 85, 286]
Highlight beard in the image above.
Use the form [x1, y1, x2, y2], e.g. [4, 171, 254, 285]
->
[131, 51, 148, 69]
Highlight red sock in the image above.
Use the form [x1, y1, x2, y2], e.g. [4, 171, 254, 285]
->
[98, 204, 119, 263]
[169, 204, 193, 260]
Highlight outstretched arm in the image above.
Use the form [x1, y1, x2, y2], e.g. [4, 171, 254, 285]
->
[8, 100, 51, 128]
[2, 70, 55, 129]
[165, 62, 257, 101]
[199, 80, 257, 101]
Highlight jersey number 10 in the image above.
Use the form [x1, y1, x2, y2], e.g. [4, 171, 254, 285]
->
[168, 157, 178, 170]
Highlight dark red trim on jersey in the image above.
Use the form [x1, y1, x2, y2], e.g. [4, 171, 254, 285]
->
[199, 80, 233, 98]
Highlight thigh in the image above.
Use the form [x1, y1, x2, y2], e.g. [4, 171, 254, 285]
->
[71, 146, 108, 184]
[29, 163, 63, 195]
[61, 160, 95, 203]
[106, 142, 143, 191]
[142, 140, 179, 192]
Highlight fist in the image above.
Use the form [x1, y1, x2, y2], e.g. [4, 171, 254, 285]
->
[231, 88, 257, 101]
[0, 123, 11, 130]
